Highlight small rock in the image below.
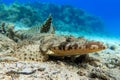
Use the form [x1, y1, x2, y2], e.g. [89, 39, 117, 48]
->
[106, 64, 116, 69]
[37, 67, 45, 71]
[90, 68, 110, 80]
[77, 68, 87, 76]
[89, 61, 103, 67]
[110, 45, 117, 50]
[21, 67, 34, 73]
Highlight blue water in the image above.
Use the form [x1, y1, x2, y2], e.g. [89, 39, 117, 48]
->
[1, 0, 120, 36]
[40, 0, 120, 36]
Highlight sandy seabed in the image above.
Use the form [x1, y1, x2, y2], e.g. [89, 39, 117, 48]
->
[0, 33, 120, 80]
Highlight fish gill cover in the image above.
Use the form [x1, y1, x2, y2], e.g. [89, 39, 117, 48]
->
[0, 1, 105, 36]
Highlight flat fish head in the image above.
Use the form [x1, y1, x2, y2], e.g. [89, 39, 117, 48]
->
[48, 41, 107, 56]
[81, 41, 107, 53]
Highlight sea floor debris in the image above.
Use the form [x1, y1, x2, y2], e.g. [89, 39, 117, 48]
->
[0, 50, 120, 80]
[0, 30, 120, 80]
[0, 15, 120, 80]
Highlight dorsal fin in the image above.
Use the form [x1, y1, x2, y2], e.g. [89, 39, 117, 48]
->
[40, 14, 53, 33]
